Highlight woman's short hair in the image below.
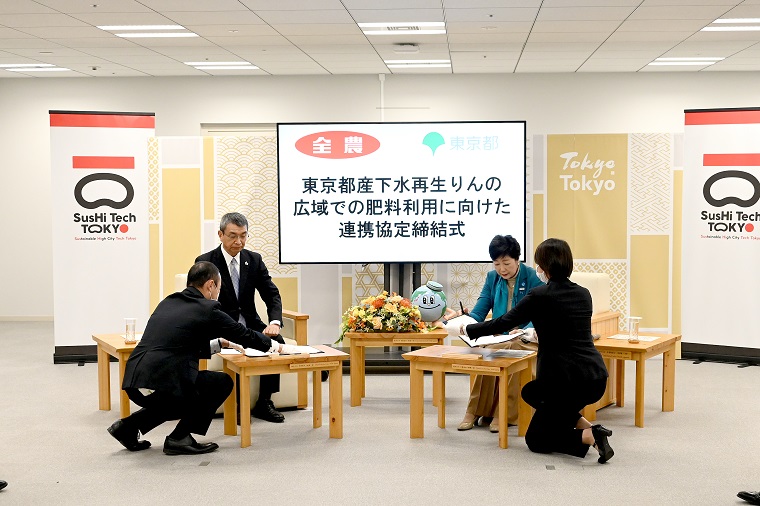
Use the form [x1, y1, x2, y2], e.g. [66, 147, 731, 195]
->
[534, 238, 574, 279]
[488, 234, 521, 261]
[187, 261, 220, 288]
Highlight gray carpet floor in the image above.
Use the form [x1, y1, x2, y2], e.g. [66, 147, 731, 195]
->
[0, 321, 758, 505]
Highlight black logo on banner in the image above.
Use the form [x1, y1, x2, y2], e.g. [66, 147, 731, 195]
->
[703, 170, 760, 208]
[74, 173, 134, 209]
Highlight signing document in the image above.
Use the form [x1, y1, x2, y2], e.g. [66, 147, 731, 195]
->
[220, 345, 324, 357]
[443, 315, 535, 347]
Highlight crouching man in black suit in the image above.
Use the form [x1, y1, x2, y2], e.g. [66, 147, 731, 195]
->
[107, 261, 296, 456]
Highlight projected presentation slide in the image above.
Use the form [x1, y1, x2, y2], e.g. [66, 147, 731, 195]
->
[277, 121, 526, 264]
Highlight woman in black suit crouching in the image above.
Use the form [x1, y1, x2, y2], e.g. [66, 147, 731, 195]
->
[461, 238, 614, 463]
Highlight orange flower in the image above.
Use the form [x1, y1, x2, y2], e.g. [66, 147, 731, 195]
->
[372, 299, 384, 309]
[399, 299, 411, 308]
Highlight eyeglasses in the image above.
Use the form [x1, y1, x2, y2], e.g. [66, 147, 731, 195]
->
[224, 232, 249, 242]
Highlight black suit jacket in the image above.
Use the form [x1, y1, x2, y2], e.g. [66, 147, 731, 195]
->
[196, 246, 282, 332]
[122, 287, 272, 398]
[466, 278, 608, 385]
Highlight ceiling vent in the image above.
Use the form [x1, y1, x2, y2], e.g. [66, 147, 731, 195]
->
[393, 43, 420, 54]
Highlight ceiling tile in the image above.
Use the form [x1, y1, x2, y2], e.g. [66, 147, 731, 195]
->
[0, 13, 88, 27]
[536, 6, 636, 21]
[348, 9, 444, 23]
[255, 10, 355, 24]
[446, 21, 535, 33]
[629, 6, 732, 20]
[240, 0, 347, 9]
[69, 12, 177, 25]
[343, 0, 442, 8]
[186, 25, 280, 37]
[445, 7, 539, 22]
[34, 0, 152, 13]
[137, 0, 250, 12]
[270, 24, 363, 36]
[164, 11, 265, 25]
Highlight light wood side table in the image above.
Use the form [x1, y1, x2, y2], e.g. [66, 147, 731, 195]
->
[585, 332, 681, 427]
[92, 333, 138, 418]
[220, 345, 348, 448]
[345, 328, 447, 407]
[403, 345, 536, 449]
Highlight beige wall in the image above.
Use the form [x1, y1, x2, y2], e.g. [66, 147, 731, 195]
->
[3, 72, 760, 320]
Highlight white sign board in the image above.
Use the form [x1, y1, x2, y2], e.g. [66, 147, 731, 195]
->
[50, 111, 154, 354]
[277, 121, 526, 264]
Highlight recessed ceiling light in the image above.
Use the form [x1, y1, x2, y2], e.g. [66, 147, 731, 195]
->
[115, 32, 199, 38]
[647, 61, 717, 66]
[384, 59, 450, 64]
[0, 63, 54, 68]
[701, 26, 760, 31]
[194, 65, 260, 70]
[359, 22, 446, 36]
[359, 22, 444, 28]
[655, 57, 724, 61]
[184, 61, 251, 66]
[713, 18, 760, 23]
[97, 25, 184, 30]
[387, 63, 451, 68]
[7, 67, 71, 72]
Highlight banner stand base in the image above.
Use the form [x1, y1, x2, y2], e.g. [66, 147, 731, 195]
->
[681, 342, 760, 366]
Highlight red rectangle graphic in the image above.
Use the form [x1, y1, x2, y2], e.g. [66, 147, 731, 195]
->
[72, 156, 135, 169]
[50, 113, 155, 129]
[703, 153, 760, 166]
[686, 110, 760, 126]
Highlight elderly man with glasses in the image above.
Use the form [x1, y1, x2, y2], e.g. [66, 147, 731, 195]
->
[196, 212, 286, 424]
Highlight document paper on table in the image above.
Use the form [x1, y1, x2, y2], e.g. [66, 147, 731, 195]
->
[606, 334, 659, 342]
[459, 330, 526, 348]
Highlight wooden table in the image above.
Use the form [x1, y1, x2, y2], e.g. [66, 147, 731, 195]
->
[92, 333, 138, 417]
[403, 345, 536, 449]
[346, 328, 447, 407]
[584, 332, 681, 427]
[221, 345, 348, 448]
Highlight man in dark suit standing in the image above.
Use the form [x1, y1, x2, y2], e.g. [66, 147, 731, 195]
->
[196, 212, 286, 423]
[107, 261, 292, 455]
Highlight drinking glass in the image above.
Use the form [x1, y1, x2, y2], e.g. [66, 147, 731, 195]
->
[124, 318, 137, 344]
[627, 316, 642, 344]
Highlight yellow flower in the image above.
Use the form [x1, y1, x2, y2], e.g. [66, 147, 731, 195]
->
[372, 316, 382, 329]
[383, 302, 398, 313]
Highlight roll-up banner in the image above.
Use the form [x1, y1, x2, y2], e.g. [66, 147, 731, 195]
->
[682, 108, 760, 358]
[50, 111, 155, 362]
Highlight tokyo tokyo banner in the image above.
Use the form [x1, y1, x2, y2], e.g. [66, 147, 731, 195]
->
[682, 108, 760, 349]
[50, 111, 154, 353]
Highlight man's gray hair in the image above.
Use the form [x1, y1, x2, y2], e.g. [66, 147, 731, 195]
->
[219, 212, 248, 232]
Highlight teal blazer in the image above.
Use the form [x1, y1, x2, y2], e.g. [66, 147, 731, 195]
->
[469, 265, 544, 330]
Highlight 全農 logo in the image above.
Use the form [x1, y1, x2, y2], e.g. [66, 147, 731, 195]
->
[295, 131, 380, 159]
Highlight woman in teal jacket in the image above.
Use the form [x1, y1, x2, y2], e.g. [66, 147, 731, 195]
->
[458, 235, 544, 432]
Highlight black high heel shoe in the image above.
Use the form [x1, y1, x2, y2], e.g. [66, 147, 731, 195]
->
[591, 424, 614, 464]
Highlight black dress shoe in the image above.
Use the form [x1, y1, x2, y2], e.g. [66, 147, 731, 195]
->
[108, 419, 151, 452]
[591, 424, 614, 464]
[738, 491, 760, 505]
[0, 480, 7, 491]
[163, 435, 219, 456]
[252, 400, 284, 423]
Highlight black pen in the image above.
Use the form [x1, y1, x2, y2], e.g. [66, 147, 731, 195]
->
[459, 301, 465, 314]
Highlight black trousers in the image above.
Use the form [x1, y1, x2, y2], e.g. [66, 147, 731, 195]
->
[124, 371, 233, 437]
[521, 377, 608, 458]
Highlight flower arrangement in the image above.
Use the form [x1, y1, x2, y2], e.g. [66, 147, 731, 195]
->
[338, 291, 428, 343]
